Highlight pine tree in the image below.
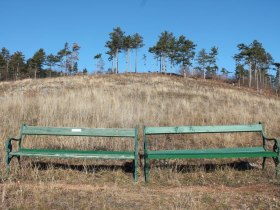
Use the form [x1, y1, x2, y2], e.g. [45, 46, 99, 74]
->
[73, 62, 78, 74]
[69, 43, 81, 75]
[1, 47, 11, 80]
[0, 54, 6, 80]
[29, 48, 46, 79]
[46, 54, 60, 72]
[122, 35, 132, 73]
[143, 54, 147, 71]
[174, 35, 196, 77]
[235, 64, 246, 86]
[131, 33, 144, 73]
[196, 49, 208, 79]
[82, 68, 88, 75]
[234, 40, 273, 90]
[94, 53, 105, 74]
[149, 31, 175, 73]
[105, 27, 125, 74]
[207, 47, 218, 77]
[58, 42, 71, 75]
[9, 51, 26, 80]
[273, 62, 280, 90]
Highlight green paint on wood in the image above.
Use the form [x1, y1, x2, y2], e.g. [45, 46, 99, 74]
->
[11, 149, 135, 159]
[6, 124, 139, 182]
[144, 123, 280, 182]
[145, 124, 263, 135]
[22, 125, 136, 137]
[147, 147, 277, 159]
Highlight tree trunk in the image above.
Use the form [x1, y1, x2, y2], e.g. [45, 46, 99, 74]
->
[129, 49, 132, 73]
[256, 68, 259, 91]
[162, 55, 166, 74]
[170, 60, 173, 73]
[162, 56, 164, 73]
[238, 77, 240, 87]
[64, 54, 67, 75]
[6, 62, 9, 80]
[135, 48, 138, 73]
[278, 68, 280, 88]
[203, 66, 206, 80]
[125, 50, 128, 73]
[116, 49, 119, 74]
[260, 69, 263, 89]
[111, 57, 114, 74]
[35, 67, 37, 80]
[16, 63, 19, 81]
[249, 62, 252, 88]
[159, 56, 162, 73]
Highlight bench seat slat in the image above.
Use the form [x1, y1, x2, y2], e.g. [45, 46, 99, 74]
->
[145, 124, 263, 135]
[147, 147, 277, 159]
[11, 149, 135, 159]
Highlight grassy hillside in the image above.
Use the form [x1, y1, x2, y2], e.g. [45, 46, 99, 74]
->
[0, 74, 280, 209]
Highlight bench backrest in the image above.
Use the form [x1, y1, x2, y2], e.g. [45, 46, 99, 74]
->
[21, 125, 136, 137]
[144, 123, 265, 150]
[19, 124, 138, 151]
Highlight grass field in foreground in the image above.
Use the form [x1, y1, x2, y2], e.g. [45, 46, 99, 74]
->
[0, 74, 280, 209]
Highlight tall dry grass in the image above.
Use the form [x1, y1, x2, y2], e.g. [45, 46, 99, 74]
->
[1, 74, 279, 150]
[0, 74, 280, 209]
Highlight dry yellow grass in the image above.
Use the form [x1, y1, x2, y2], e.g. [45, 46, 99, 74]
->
[0, 74, 280, 209]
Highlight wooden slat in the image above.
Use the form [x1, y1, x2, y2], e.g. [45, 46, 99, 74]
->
[11, 149, 135, 159]
[146, 147, 277, 159]
[145, 124, 263, 135]
[21, 125, 136, 137]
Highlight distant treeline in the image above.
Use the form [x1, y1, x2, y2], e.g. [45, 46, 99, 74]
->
[1, 27, 280, 93]
[0, 42, 84, 81]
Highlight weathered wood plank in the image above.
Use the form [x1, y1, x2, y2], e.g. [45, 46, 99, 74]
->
[148, 147, 266, 154]
[146, 147, 276, 159]
[145, 124, 263, 135]
[11, 149, 135, 159]
[22, 125, 136, 137]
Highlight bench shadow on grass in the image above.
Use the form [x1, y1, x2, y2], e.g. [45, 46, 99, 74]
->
[30, 161, 134, 173]
[138, 154, 258, 172]
[30, 159, 257, 174]
[149, 160, 258, 173]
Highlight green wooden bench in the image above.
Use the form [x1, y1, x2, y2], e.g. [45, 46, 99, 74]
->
[144, 123, 280, 182]
[6, 124, 138, 181]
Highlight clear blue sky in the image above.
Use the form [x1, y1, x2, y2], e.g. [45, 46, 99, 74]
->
[0, 0, 279, 75]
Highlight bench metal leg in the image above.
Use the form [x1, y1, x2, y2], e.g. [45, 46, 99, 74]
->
[5, 154, 20, 176]
[144, 157, 149, 182]
[133, 159, 138, 182]
[274, 157, 279, 177]
[6, 140, 11, 176]
[5, 155, 21, 177]
[17, 155, 21, 163]
[6, 156, 11, 176]
[262, 157, 267, 170]
[17, 156, 21, 169]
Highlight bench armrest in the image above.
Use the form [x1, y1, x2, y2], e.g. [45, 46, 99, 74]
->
[273, 138, 280, 155]
[5, 137, 21, 154]
[263, 136, 280, 155]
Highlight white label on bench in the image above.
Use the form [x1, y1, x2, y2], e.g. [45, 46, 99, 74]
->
[72, 129, 82, 132]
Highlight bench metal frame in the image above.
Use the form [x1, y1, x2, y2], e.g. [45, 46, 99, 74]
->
[6, 124, 138, 182]
[144, 123, 280, 182]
